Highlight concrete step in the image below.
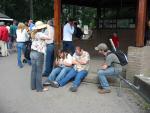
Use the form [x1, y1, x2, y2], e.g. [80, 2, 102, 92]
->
[134, 75, 150, 103]
[83, 67, 127, 87]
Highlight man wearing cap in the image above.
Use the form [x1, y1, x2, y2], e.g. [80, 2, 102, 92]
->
[95, 43, 122, 94]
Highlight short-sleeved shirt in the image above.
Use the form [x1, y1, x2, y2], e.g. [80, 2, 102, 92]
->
[31, 32, 47, 54]
[73, 51, 90, 71]
[105, 53, 122, 72]
[57, 53, 73, 67]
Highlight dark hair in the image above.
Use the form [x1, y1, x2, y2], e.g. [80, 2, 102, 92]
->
[68, 18, 74, 22]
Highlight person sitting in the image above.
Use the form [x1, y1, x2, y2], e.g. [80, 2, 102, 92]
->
[95, 43, 122, 94]
[43, 49, 73, 85]
[50, 46, 90, 92]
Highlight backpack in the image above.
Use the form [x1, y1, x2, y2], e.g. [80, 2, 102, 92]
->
[110, 50, 128, 66]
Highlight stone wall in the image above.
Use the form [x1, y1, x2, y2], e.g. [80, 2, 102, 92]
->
[126, 46, 150, 82]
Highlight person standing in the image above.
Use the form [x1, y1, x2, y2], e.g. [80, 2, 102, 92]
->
[28, 19, 35, 31]
[42, 19, 55, 77]
[30, 21, 49, 92]
[111, 32, 119, 49]
[16, 23, 29, 68]
[0, 22, 9, 57]
[63, 18, 75, 55]
[10, 21, 17, 49]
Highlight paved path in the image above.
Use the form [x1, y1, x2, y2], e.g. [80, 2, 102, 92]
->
[0, 53, 144, 113]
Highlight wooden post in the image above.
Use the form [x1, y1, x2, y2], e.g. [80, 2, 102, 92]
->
[54, 0, 61, 49]
[136, 0, 147, 47]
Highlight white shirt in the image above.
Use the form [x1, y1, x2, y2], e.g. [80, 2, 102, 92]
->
[16, 29, 29, 42]
[63, 23, 74, 41]
[64, 53, 72, 64]
[57, 53, 73, 67]
[44, 25, 54, 44]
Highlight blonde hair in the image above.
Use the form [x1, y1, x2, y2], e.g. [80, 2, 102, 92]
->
[31, 29, 38, 39]
[17, 23, 25, 32]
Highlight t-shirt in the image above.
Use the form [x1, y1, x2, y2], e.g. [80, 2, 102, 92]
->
[73, 51, 90, 71]
[57, 54, 73, 67]
[31, 32, 48, 54]
[10, 25, 17, 37]
[63, 23, 74, 41]
[105, 53, 122, 72]
[16, 29, 29, 42]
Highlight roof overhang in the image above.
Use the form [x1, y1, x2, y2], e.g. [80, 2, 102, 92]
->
[62, 0, 137, 8]
[0, 12, 13, 21]
[0, 18, 13, 21]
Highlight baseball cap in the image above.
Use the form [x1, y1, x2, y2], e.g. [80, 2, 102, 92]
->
[95, 43, 108, 51]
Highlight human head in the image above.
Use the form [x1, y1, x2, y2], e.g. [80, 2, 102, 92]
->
[95, 43, 108, 55]
[57, 49, 65, 59]
[47, 19, 54, 26]
[13, 20, 17, 25]
[113, 32, 117, 37]
[34, 21, 47, 30]
[68, 18, 74, 26]
[0, 22, 5, 26]
[17, 22, 26, 30]
[75, 46, 83, 56]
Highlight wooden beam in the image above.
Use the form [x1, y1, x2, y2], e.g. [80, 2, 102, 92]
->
[136, 0, 147, 47]
[54, 0, 61, 48]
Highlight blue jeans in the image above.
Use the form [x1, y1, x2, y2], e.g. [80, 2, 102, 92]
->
[63, 41, 75, 55]
[48, 67, 72, 82]
[43, 44, 54, 76]
[30, 50, 44, 91]
[58, 68, 88, 87]
[17, 42, 25, 67]
[98, 67, 121, 89]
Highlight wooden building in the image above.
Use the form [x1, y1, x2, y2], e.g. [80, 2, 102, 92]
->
[54, 0, 149, 53]
[53, 0, 150, 102]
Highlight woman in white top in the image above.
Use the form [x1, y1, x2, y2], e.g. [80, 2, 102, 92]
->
[16, 23, 29, 68]
[43, 49, 73, 86]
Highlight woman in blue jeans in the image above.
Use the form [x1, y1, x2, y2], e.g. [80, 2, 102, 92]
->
[43, 49, 73, 86]
[16, 23, 29, 68]
[30, 21, 50, 92]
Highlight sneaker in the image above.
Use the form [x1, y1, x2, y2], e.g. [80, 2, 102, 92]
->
[98, 89, 111, 94]
[69, 86, 78, 92]
[50, 81, 59, 88]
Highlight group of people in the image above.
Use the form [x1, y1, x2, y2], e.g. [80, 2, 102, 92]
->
[1, 18, 123, 94]
[29, 19, 122, 93]
[0, 21, 18, 57]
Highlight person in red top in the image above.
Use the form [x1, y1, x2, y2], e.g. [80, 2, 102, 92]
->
[111, 32, 119, 49]
[0, 22, 9, 56]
